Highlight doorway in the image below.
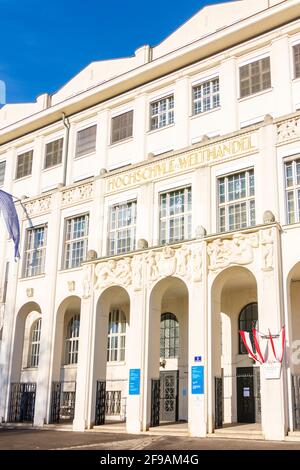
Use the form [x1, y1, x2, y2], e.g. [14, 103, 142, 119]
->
[159, 370, 179, 423]
[236, 367, 261, 423]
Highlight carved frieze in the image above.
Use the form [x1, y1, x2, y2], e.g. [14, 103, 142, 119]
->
[277, 117, 300, 143]
[62, 182, 93, 207]
[23, 196, 52, 217]
[94, 258, 132, 290]
[207, 233, 259, 272]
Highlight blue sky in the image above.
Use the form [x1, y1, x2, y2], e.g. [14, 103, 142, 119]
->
[0, 0, 232, 104]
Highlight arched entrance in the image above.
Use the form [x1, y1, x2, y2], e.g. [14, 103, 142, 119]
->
[50, 295, 81, 424]
[211, 266, 260, 428]
[148, 276, 188, 428]
[287, 263, 300, 430]
[8, 301, 42, 423]
[92, 286, 130, 426]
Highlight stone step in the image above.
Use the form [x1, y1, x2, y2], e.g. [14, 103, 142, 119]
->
[285, 431, 300, 441]
[209, 428, 265, 440]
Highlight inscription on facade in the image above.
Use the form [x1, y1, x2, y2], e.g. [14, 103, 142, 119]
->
[105, 133, 257, 193]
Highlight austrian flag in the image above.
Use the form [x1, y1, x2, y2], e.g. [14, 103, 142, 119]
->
[239, 326, 285, 364]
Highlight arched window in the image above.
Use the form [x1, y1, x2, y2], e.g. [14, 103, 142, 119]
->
[65, 314, 80, 364]
[29, 318, 42, 367]
[107, 310, 126, 362]
[160, 312, 179, 359]
[238, 302, 258, 354]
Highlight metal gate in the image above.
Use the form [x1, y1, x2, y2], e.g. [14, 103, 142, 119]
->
[151, 379, 160, 427]
[8, 382, 36, 423]
[159, 370, 179, 422]
[50, 381, 76, 423]
[215, 376, 223, 429]
[95, 380, 106, 425]
[292, 374, 300, 430]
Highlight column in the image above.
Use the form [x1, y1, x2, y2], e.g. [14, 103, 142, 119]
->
[219, 56, 238, 135]
[126, 287, 146, 433]
[188, 245, 207, 437]
[174, 76, 190, 150]
[257, 226, 287, 440]
[271, 35, 293, 117]
[133, 93, 147, 163]
[33, 192, 62, 426]
[97, 109, 109, 170]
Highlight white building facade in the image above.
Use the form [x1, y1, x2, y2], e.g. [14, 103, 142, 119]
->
[0, 0, 300, 441]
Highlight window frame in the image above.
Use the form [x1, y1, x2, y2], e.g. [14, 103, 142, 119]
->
[217, 168, 255, 233]
[15, 150, 33, 180]
[238, 302, 258, 355]
[107, 309, 126, 363]
[0, 160, 6, 186]
[159, 185, 192, 245]
[63, 213, 89, 270]
[111, 110, 133, 144]
[64, 314, 80, 365]
[75, 124, 97, 158]
[28, 318, 42, 368]
[108, 199, 137, 256]
[160, 312, 179, 359]
[239, 56, 271, 99]
[44, 137, 64, 169]
[192, 77, 220, 115]
[149, 95, 174, 131]
[284, 156, 300, 224]
[293, 43, 300, 80]
[23, 224, 48, 278]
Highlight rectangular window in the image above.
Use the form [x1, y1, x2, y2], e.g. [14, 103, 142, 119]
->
[159, 187, 192, 244]
[150, 95, 174, 130]
[192, 78, 220, 115]
[294, 44, 300, 79]
[239, 57, 271, 98]
[23, 225, 47, 277]
[16, 150, 33, 179]
[111, 110, 133, 144]
[44, 138, 63, 169]
[218, 169, 255, 232]
[75, 125, 97, 158]
[285, 157, 300, 224]
[63, 214, 89, 269]
[108, 201, 137, 255]
[0, 161, 6, 185]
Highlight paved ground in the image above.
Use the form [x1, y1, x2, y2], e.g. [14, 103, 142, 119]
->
[0, 427, 300, 450]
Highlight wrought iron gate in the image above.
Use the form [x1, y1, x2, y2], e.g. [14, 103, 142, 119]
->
[150, 379, 160, 427]
[159, 370, 179, 422]
[292, 374, 300, 430]
[95, 380, 106, 425]
[215, 376, 223, 429]
[8, 382, 36, 423]
[50, 381, 76, 423]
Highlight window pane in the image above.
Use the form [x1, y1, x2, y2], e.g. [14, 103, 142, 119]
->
[16, 151, 33, 179]
[193, 78, 220, 115]
[75, 125, 97, 158]
[150, 95, 174, 130]
[240, 57, 271, 98]
[294, 44, 300, 79]
[111, 111, 133, 144]
[0, 161, 6, 185]
[45, 138, 63, 169]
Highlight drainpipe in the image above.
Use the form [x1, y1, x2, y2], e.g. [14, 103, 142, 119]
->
[62, 112, 70, 186]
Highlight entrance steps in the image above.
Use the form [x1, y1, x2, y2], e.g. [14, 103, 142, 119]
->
[209, 423, 265, 440]
[285, 431, 300, 442]
[148, 422, 189, 437]
[93, 422, 127, 433]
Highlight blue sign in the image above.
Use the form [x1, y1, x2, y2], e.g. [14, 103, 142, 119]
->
[194, 356, 202, 362]
[191, 366, 204, 395]
[129, 369, 140, 395]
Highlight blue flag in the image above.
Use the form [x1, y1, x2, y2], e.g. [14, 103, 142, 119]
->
[0, 190, 20, 259]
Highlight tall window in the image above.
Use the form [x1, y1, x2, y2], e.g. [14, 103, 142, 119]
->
[239, 57, 271, 98]
[192, 78, 220, 115]
[29, 318, 42, 367]
[44, 138, 63, 169]
[150, 95, 174, 130]
[63, 214, 89, 269]
[23, 225, 47, 277]
[107, 310, 126, 362]
[159, 186, 192, 244]
[108, 201, 137, 255]
[111, 111, 133, 144]
[75, 125, 97, 158]
[285, 158, 300, 224]
[238, 303, 258, 354]
[16, 150, 33, 179]
[218, 169, 255, 232]
[65, 315, 80, 365]
[294, 44, 300, 79]
[160, 313, 179, 359]
[0, 161, 5, 185]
